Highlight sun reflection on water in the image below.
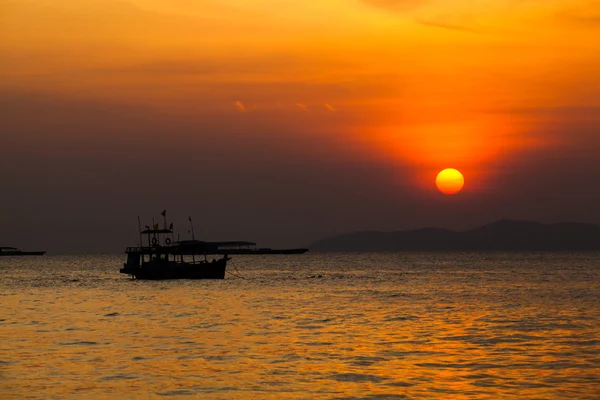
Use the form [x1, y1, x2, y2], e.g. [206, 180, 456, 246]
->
[1, 253, 599, 399]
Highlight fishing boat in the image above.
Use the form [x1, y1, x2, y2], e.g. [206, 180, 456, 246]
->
[0, 247, 46, 256]
[120, 218, 230, 280]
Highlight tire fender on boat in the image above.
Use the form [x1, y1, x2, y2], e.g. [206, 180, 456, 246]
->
[165, 238, 171, 245]
[152, 237, 158, 245]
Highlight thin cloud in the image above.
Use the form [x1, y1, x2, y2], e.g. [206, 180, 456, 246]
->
[362, 0, 427, 12]
[296, 103, 308, 111]
[416, 18, 484, 34]
[324, 103, 336, 112]
[557, 1, 600, 28]
[235, 101, 246, 112]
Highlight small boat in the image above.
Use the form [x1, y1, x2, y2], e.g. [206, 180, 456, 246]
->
[0, 247, 46, 256]
[120, 222, 230, 280]
[218, 248, 308, 255]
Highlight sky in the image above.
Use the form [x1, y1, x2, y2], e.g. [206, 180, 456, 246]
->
[1, 0, 599, 253]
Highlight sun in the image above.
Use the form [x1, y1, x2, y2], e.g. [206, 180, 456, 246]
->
[436, 168, 464, 194]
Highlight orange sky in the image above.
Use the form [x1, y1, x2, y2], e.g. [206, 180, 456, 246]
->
[1, 0, 600, 251]
[3, 1, 599, 172]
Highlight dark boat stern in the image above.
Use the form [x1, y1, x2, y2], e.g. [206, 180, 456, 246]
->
[120, 249, 141, 275]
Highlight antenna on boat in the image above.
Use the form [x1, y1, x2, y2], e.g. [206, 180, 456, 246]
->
[189, 216, 196, 240]
[152, 217, 157, 245]
[137, 216, 142, 247]
[168, 221, 174, 246]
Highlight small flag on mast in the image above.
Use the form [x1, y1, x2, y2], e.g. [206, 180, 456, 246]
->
[169, 222, 173, 229]
[161, 209, 166, 217]
[153, 223, 159, 230]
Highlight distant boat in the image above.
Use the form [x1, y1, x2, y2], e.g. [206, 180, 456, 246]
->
[208, 241, 309, 255]
[219, 248, 308, 255]
[120, 222, 230, 280]
[0, 247, 46, 256]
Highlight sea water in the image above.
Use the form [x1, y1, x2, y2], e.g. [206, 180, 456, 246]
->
[1, 253, 599, 399]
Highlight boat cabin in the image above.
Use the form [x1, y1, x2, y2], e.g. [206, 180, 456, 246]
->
[124, 228, 219, 269]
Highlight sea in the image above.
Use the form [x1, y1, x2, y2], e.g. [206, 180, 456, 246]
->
[1, 252, 599, 399]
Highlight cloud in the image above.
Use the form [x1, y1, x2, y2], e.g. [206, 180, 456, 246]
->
[361, 0, 484, 34]
[324, 103, 335, 112]
[416, 18, 483, 34]
[296, 103, 308, 111]
[557, 1, 600, 28]
[235, 101, 246, 112]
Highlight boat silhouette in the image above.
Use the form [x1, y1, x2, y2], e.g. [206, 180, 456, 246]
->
[120, 211, 307, 279]
[120, 223, 229, 280]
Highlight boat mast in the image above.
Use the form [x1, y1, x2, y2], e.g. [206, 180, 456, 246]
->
[137, 216, 142, 247]
[189, 216, 196, 263]
[189, 216, 196, 240]
[152, 217, 156, 246]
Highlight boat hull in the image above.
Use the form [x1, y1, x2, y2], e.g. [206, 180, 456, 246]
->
[120, 257, 228, 280]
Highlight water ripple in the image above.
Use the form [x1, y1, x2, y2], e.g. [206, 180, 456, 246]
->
[1, 252, 599, 399]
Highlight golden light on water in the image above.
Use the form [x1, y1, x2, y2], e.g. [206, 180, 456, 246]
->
[2, 254, 600, 398]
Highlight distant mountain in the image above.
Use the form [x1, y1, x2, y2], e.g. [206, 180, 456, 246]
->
[309, 220, 600, 252]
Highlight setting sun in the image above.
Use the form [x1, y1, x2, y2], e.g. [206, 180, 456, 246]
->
[436, 168, 464, 195]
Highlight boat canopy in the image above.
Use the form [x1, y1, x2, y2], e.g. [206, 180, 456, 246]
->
[126, 240, 219, 255]
[141, 229, 173, 234]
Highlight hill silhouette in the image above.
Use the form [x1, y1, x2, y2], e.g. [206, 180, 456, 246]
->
[309, 220, 600, 252]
